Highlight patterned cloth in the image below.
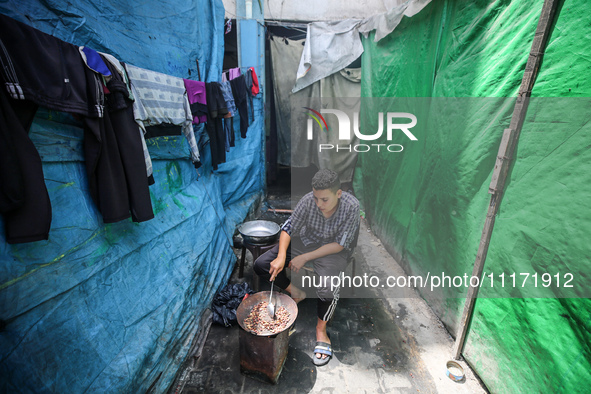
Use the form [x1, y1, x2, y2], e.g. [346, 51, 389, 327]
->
[282, 191, 360, 251]
[125, 64, 201, 173]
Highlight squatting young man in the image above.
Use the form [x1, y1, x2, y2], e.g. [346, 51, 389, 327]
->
[254, 169, 360, 366]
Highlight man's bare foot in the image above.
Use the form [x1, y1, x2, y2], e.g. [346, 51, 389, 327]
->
[286, 284, 306, 303]
[315, 319, 332, 364]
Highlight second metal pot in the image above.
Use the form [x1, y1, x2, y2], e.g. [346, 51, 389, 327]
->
[238, 220, 281, 246]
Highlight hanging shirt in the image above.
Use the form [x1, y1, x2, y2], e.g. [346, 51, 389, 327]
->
[183, 79, 208, 124]
[229, 67, 241, 80]
[125, 63, 201, 169]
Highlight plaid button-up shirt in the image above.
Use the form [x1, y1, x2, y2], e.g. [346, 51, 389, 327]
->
[282, 191, 360, 252]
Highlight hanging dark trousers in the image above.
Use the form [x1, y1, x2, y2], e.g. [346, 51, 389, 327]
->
[230, 75, 250, 138]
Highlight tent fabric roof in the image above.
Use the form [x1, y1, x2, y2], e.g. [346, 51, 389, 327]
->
[292, 0, 432, 93]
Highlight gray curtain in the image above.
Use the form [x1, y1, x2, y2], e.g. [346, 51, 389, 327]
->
[270, 36, 360, 182]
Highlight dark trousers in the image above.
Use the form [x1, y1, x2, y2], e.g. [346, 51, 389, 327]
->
[205, 118, 226, 170]
[254, 237, 348, 321]
[229, 75, 249, 138]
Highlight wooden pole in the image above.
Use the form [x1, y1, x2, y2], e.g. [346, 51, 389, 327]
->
[266, 208, 293, 214]
[452, 0, 560, 360]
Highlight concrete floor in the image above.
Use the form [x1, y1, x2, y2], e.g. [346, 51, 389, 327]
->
[174, 218, 488, 393]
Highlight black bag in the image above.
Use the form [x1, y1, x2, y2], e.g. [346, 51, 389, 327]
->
[211, 282, 253, 327]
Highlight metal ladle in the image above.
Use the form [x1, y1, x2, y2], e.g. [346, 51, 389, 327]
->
[268, 280, 276, 319]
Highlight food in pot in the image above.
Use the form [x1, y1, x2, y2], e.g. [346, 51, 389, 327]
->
[244, 301, 291, 335]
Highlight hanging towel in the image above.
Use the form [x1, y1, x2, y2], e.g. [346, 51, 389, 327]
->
[250, 67, 260, 96]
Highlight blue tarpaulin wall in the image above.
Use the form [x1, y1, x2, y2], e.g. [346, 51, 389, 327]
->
[0, 0, 265, 392]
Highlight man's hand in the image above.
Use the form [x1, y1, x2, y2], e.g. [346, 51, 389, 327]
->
[268, 230, 291, 281]
[269, 255, 286, 281]
[289, 253, 310, 274]
[290, 243, 344, 274]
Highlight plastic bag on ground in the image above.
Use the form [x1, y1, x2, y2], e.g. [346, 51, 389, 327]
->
[212, 282, 253, 327]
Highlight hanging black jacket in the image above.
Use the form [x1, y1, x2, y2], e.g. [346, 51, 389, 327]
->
[82, 56, 154, 223]
[0, 14, 102, 243]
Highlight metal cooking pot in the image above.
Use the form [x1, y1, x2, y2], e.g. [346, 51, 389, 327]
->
[238, 220, 281, 246]
[236, 291, 298, 336]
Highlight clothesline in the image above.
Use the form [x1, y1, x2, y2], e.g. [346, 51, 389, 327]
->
[221, 64, 263, 73]
[265, 20, 308, 30]
[0, 12, 262, 243]
[268, 33, 307, 42]
[195, 59, 260, 82]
